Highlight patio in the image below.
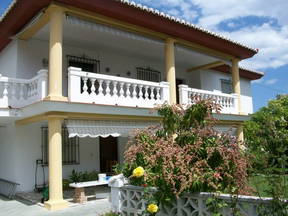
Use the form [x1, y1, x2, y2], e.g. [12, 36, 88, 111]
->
[0, 187, 112, 216]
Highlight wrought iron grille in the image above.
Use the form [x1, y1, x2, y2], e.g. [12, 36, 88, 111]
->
[221, 78, 233, 94]
[136, 67, 161, 82]
[41, 127, 80, 165]
[67, 55, 100, 73]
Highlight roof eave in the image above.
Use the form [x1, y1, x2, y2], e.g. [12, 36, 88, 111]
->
[0, 0, 258, 60]
[212, 65, 264, 80]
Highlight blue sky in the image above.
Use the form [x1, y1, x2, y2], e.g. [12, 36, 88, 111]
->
[1, 0, 287, 111]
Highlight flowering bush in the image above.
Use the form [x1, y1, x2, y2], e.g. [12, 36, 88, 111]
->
[121, 98, 250, 214]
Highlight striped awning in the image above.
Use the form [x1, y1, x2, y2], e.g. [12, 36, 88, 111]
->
[65, 119, 158, 138]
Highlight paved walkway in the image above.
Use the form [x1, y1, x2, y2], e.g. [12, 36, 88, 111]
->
[0, 196, 112, 216]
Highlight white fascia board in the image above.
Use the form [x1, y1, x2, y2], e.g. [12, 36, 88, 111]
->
[19, 101, 160, 119]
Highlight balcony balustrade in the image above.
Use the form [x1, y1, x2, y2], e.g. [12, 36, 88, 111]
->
[68, 67, 170, 108]
[0, 70, 48, 108]
[0, 67, 242, 115]
[178, 84, 238, 114]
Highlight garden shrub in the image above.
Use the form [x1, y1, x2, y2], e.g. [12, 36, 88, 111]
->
[120, 98, 250, 214]
[69, 169, 99, 183]
[62, 179, 72, 191]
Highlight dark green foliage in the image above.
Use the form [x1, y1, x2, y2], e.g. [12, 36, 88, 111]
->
[245, 95, 288, 214]
[244, 95, 288, 173]
[62, 179, 72, 190]
[69, 169, 99, 183]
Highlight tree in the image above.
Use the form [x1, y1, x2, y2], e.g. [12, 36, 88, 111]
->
[244, 95, 288, 214]
[244, 95, 288, 172]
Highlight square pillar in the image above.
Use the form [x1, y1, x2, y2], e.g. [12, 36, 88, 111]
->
[231, 58, 242, 114]
[45, 6, 67, 101]
[165, 38, 177, 104]
[44, 116, 69, 210]
[236, 125, 244, 142]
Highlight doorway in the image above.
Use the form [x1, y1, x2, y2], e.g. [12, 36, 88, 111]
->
[99, 136, 118, 173]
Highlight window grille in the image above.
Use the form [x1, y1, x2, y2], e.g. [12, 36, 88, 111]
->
[136, 67, 161, 82]
[41, 127, 80, 165]
[67, 55, 100, 73]
[220, 79, 233, 94]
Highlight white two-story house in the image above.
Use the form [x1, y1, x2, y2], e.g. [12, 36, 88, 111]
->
[0, 0, 263, 211]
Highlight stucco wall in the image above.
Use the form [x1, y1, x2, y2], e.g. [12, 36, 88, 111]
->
[17, 39, 48, 79]
[0, 123, 18, 183]
[0, 40, 18, 78]
[0, 122, 129, 192]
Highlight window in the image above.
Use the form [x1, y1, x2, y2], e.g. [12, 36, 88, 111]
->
[221, 79, 232, 94]
[67, 55, 100, 73]
[136, 67, 161, 82]
[67, 55, 101, 94]
[41, 127, 80, 165]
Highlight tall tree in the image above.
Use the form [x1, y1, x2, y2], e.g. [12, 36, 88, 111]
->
[244, 95, 288, 172]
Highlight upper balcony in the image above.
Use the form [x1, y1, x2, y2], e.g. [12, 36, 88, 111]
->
[0, 66, 248, 115]
[0, 13, 254, 115]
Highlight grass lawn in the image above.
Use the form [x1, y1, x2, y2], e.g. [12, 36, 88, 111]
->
[249, 174, 288, 198]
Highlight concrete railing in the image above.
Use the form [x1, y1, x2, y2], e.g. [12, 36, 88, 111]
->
[0, 69, 48, 108]
[178, 84, 238, 114]
[68, 67, 170, 108]
[109, 179, 274, 216]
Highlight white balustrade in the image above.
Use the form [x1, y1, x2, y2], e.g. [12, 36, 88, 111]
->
[0, 69, 48, 108]
[68, 67, 170, 108]
[109, 182, 275, 216]
[178, 84, 238, 114]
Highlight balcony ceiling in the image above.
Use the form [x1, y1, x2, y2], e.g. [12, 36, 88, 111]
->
[32, 17, 219, 69]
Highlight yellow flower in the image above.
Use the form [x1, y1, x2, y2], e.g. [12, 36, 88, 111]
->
[147, 203, 158, 213]
[132, 166, 145, 177]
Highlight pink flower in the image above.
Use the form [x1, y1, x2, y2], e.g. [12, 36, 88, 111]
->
[214, 173, 221, 179]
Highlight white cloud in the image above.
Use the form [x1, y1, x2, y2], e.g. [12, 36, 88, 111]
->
[191, 0, 288, 29]
[265, 78, 278, 85]
[227, 22, 236, 28]
[221, 24, 288, 70]
[252, 78, 264, 84]
[252, 78, 279, 86]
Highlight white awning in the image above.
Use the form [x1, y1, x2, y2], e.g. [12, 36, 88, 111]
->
[65, 119, 158, 138]
[65, 15, 164, 46]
